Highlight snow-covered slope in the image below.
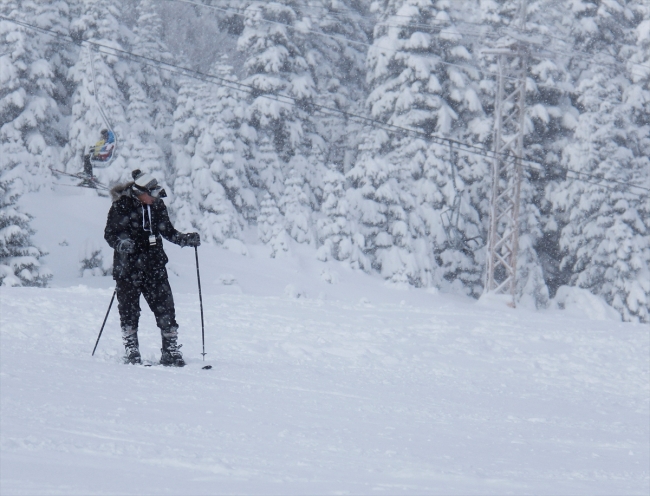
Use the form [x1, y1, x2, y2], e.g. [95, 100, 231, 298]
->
[1, 187, 648, 495]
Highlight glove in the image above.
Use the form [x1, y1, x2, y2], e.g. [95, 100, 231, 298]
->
[116, 238, 135, 254]
[183, 232, 201, 248]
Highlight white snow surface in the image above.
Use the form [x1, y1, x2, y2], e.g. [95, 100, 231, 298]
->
[1, 188, 649, 495]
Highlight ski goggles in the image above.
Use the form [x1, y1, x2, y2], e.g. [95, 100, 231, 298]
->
[133, 172, 167, 198]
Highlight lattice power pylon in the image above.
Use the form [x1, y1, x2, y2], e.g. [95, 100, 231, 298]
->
[483, 44, 528, 306]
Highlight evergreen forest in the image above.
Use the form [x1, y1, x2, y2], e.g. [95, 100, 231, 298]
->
[1, 0, 648, 322]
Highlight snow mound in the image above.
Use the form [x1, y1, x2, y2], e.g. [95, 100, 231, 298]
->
[552, 286, 621, 321]
[219, 274, 236, 285]
[477, 292, 516, 309]
[320, 268, 339, 284]
[222, 238, 248, 256]
[284, 283, 307, 299]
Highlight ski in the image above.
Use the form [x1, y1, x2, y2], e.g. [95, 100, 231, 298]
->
[50, 167, 109, 191]
[53, 182, 109, 196]
[138, 360, 212, 370]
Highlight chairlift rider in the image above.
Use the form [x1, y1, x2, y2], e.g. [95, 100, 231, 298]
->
[83, 128, 116, 177]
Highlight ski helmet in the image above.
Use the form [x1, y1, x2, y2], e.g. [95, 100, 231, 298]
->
[131, 169, 166, 198]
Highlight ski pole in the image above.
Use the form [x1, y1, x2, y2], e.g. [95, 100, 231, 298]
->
[195, 246, 206, 360]
[92, 289, 116, 356]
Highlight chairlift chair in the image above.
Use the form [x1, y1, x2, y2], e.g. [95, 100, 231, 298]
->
[440, 196, 483, 253]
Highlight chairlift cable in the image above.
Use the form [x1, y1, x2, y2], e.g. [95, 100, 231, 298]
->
[158, 0, 566, 92]
[1, 15, 648, 198]
[87, 46, 117, 168]
[166, 0, 650, 81]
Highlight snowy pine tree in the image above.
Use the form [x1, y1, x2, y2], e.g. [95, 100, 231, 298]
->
[64, 0, 129, 184]
[181, 74, 244, 243]
[257, 192, 290, 257]
[478, 0, 579, 306]
[170, 57, 257, 244]
[237, 1, 367, 217]
[294, 0, 370, 204]
[0, 165, 50, 287]
[238, 1, 314, 166]
[316, 169, 369, 269]
[170, 75, 202, 233]
[0, 0, 68, 191]
[78, 239, 110, 277]
[0, 0, 60, 286]
[129, 0, 177, 175]
[348, 131, 433, 287]
[1, 0, 646, 314]
[120, 0, 177, 187]
[551, 81, 650, 322]
[122, 79, 167, 184]
[201, 56, 257, 223]
[348, 0, 487, 289]
[172, 56, 257, 243]
[279, 169, 312, 244]
[248, 135, 284, 202]
[547, 0, 650, 322]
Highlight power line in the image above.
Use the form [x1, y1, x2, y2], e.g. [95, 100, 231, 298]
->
[1, 14, 648, 196]
[389, 23, 648, 77]
[195, 0, 650, 74]
[161, 0, 369, 50]
[369, 17, 650, 77]
[160, 0, 563, 93]
[203, 0, 498, 44]
[362, 3, 650, 72]
[163, 0, 649, 94]
[3, 13, 647, 196]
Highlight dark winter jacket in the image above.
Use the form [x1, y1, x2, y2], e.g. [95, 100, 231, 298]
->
[104, 182, 190, 281]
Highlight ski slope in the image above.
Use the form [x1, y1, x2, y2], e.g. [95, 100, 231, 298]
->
[1, 187, 649, 495]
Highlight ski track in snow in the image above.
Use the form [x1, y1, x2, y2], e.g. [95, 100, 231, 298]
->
[1, 285, 648, 495]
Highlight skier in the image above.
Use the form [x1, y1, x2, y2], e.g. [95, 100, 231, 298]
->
[104, 169, 201, 366]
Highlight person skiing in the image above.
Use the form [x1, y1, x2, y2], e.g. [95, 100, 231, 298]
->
[104, 169, 200, 366]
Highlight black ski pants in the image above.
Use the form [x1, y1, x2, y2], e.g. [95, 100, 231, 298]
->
[115, 266, 178, 337]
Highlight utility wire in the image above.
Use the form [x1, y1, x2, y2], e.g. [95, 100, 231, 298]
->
[204, 0, 499, 44]
[87, 46, 118, 168]
[1, 14, 647, 196]
[3, 13, 646, 196]
[194, 0, 568, 89]
[176, 0, 650, 76]
[162, 0, 370, 51]
[315, 0, 650, 74]
[160, 0, 571, 93]
[208, 0, 500, 31]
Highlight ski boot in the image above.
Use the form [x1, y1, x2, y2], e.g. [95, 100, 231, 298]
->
[122, 326, 141, 365]
[78, 154, 97, 188]
[160, 329, 185, 367]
